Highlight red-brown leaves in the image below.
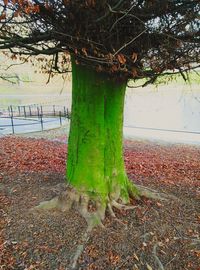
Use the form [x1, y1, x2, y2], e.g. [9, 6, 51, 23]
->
[117, 54, 126, 65]
[85, 0, 96, 8]
[24, 4, 40, 14]
[0, 137, 67, 175]
[0, 12, 6, 21]
[131, 52, 138, 63]
[0, 137, 199, 190]
[3, 0, 8, 6]
[82, 48, 88, 56]
[125, 141, 200, 188]
[3, 0, 40, 18]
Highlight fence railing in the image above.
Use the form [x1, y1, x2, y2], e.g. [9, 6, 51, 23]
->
[0, 105, 71, 135]
[3, 104, 70, 118]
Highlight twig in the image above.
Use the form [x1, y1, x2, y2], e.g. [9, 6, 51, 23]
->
[95, 0, 124, 23]
[109, 4, 135, 32]
[153, 244, 165, 270]
[109, 4, 146, 32]
[165, 253, 178, 267]
[113, 29, 146, 56]
[70, 227, 91, 270]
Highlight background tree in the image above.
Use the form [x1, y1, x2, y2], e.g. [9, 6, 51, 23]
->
[0, 73, 20, 83]
[0, 0, 199, 226]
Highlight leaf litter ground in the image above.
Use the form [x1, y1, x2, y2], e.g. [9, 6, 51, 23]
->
[0, 135, 199, 270]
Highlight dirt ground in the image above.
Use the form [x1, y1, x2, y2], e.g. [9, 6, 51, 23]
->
[0, 134, 199, 270]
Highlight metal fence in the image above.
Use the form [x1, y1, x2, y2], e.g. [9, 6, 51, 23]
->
[0, 105, 71, 135]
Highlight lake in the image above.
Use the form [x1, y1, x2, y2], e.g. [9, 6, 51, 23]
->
[0, 84, 200, 144]
[124, 84, 200, 144]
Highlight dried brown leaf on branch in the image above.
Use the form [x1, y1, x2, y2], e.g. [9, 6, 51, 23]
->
[117, 54, 126, 65]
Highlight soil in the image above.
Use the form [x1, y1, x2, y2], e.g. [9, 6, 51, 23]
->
[0, 132, 200, 270]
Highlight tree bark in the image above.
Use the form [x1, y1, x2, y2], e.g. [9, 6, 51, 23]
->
[66, 60, 138, 207]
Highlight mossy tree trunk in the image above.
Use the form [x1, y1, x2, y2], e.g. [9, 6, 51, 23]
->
[66, 60, 138, 213]
[37, 61, 163, 226]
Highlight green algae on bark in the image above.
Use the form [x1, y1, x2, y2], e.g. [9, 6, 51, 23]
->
[66, 60, 139, 216]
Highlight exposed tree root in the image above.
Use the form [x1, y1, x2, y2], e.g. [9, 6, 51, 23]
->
[108, 202, 116, 217]
[35, 186, 137, 225]
[107, 202, 129, 228]
[33, 183, 174, 269]
[153, 243, 165, 270]
[111, 200, 138, 211]
[35, 187, 106, 229]
[135, 184, 176, 201]
[71, 227, 91, 270]
[34, 182, 173, 230]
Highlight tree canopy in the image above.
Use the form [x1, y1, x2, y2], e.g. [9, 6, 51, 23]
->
[0, 0, 199, 84]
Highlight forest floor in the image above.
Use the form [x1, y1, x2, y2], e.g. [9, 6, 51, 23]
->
[0, 130, 200, 270]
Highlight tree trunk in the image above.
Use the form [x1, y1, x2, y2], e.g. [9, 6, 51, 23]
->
[36, 61, 164, 227]
[66, 60, 138, 209]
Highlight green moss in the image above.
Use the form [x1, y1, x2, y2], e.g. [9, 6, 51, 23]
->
[66, 60, 135, 202]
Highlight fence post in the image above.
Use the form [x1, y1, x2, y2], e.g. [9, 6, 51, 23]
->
[11, 116, 14, 134]
[18, 106, 21, 116]
[8, 106, 10, 116]
[40, 105, 43, 116]
[29, 106, 32, 116]
[23, 106, 26, 118]
[37, 106, 40, 119]
[59, 111, 62, 126]
[10, 105, 13, 117]
[67, 108, 70, 121]
[64, 106, 66, 118]
[40, 114, 44, 131]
